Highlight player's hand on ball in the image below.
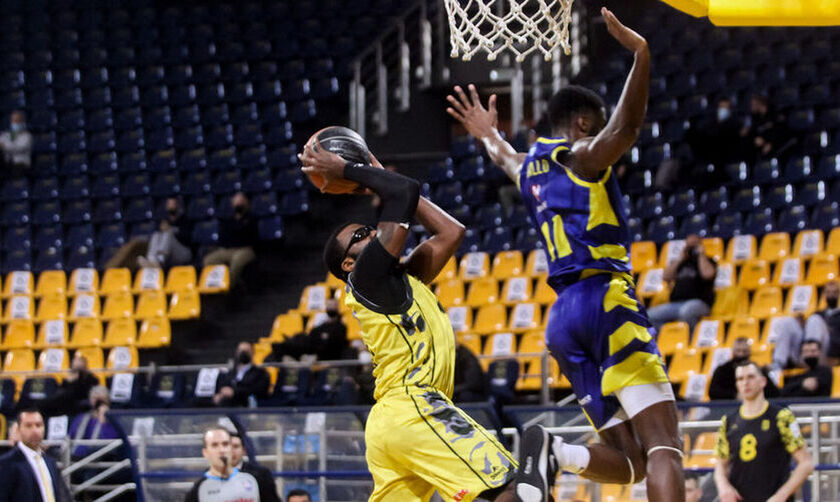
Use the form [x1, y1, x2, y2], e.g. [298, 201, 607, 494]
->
[446, 84, 499, 140]
[601, 7, 647, 53]
[299, 139, 347, 181]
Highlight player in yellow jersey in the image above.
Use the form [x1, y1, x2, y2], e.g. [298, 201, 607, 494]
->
[300, 143, 532, 502]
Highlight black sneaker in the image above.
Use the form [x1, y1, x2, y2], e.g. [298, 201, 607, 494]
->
[515, 425, 557, 502]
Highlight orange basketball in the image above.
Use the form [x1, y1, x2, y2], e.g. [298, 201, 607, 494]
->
[303, 126, 371, 194]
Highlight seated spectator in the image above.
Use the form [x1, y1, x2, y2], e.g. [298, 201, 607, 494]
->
[709, 338, 779, 400]
[739, 92, 791, 162]
[766, 315, 806, 370]
[781, 341, 833, 398]
[0, 110, 32, 177]
[68, 386, 121, 459]
[804, 280, 840, 366]
[229, 431, 281, 502]
[138, 197, 194, 269]
[307, 299, 348, 361]
[41, 353, 100, 417]
[453, 344, 486, 403]
[647, 235, 717, 332]
[686, 96, 742, 168]
[214, 342, 270, 407]
[287, 489, 312, 502]
[203, 192, 259, 289]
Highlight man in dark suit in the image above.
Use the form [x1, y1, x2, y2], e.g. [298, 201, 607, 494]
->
[0, 408, 72, 502]
[229, 431, 282, 502]
[213, 341, 270, 407]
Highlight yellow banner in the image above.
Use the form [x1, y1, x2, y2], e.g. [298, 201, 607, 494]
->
[661, 0, 840, 25]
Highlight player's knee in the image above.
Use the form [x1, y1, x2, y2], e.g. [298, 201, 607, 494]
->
[628, 455, 646, 484]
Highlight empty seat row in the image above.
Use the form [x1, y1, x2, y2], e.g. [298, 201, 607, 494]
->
[1, 316, 171, 350]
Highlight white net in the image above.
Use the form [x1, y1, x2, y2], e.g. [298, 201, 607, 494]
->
[444, 0, 574, 62]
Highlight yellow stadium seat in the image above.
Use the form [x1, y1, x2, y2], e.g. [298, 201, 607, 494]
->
[35, 270, 67, 297]
[657, 322, 689, 355]
[648, 284, 673, 308]
[38, 348, 69, 372]
[727, 317, 760, 345]
[525, 249, 549, 277]
[680, 371, 709, 401]
[826, 227, 840, 255]
[3, 348, 35, 372]
[35, 320, 68, 348]
[832, 366, 840, 397]
[298, 283, 329, 313]
[270, 311, 305, 340]
[137, 317, 171, 348]
[433, 256, 458, 283]
[447, 306, 473, 334]
[103, 318, 137, 347]
[516, 331, 551, 391]
[508, 302, 542, 333]
[758, 232, 790, 262]
[3, 320, 35, 349]
[738, 259, 770, 289]
[491, 251, 524, 279]
[69, 293, 100, 320]
[435, 279, 465, 307]
[135, 291, 167, 319]
[703, 237, 725, 262]
[169, 290, 201, 319]
[68, 268, 99, 296]
[74, 347, 104, 370]
[35, 294, 67, 321]
[693, 319, 724, 349]
[343, 313, 361, 341]
[102, 291, 134, 320]
[457, 333, 482, 356]
[466, 277, 499, 307]
[482, 332, 516, 369]
[100, 268, 131, 295]
[659, 240, 687, 268]
[133, 267, 164, 292]
[684, 454, 717, 469]
[68, 319, 103, 348]
[473, 304, 507, 335]
[714, 262, 735, 290]
[761, 316, 794, 346]
[107, 346, 139, 370]
[784, 284, 817, 316]
[324, 272, 343, 290]
[630, 241, 657, 273]
[3, 271, 33, 297]
[773, 258, 803, 287]
[253, 342, 272, 364]
[165, 266, 197, 293]
[4, 295, 34, 321]
[692, 432, 718, 453]
[501, 276, 532, 305]
[668, 349, 702, 383]
[752, 344, 773, 366]
[805, 253, 838, 285]
[710, 287, 749, 320]
[726, 234, 757, 264]
[533, 277, 557, 305]
[637, 268, 665, 299]
[459, 252, 490, 280]
[749, 286, 783, 318]
[517, 330, 545, 358]
[793, 229, 824, 258]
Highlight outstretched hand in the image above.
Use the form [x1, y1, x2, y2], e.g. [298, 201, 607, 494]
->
[299, 139, 346, 181]
[601, 7, 647, 53]
[446, 84, 499, 140]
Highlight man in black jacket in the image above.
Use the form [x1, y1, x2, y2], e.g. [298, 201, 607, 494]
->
[709, 338, 779, 400]
[214, 342, 270, 407]
[781, 340, 833, 398]
[41, 353, 100, 417]
[203, 192, 259, 288]
[229, 431, 282, 502]
[453, 344, 486, 403]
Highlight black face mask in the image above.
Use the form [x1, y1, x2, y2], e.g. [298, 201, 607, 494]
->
[326, 309, 339, 318]
[732, 355, 749, 364]
[804, 357, 819, 370]
[234, 205, 247, 215]
[168, 208, 178, 217]
[826, 296, 838, 309]
[237, 351, 252, 365]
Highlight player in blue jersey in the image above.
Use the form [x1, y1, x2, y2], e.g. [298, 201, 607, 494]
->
[446, 8, 684, 502]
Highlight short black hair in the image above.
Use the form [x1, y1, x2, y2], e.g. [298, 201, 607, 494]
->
[16, 407, 43, 422]
[801, 339, 822, 350]
[684, 470, 701, 482]
[547, 85, 605, 131]
[324, 222, 355, 281]
[735, 360, 763, 374]
[286, 489, 312, 500]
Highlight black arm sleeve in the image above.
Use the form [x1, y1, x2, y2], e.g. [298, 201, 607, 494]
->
[184, 479, 202, 502]
[343, 163, 420, 223]
[348, 238, 412, 314]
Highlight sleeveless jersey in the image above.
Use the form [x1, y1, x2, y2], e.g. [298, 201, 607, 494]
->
[345, 274, 456, 401]
[519, 136, 632, 291]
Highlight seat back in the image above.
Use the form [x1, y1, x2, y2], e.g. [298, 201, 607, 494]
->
[137, 317, 171, 348]
[35, 270, 67, 296]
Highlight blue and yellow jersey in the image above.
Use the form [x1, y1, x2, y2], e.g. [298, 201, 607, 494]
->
[345, 275, 455, 401]
[519, 136, 632, 291]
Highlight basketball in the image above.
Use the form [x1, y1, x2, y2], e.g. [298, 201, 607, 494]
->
[304, 126, 372, 194]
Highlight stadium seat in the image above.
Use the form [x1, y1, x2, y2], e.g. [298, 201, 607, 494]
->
[38, 348, 69, 373]
[785, 285, 817, 316]
[777, 205, 809, 233]
[107, 346, 139, 371]
[727, 317, 760, 346]
[637, 268, 665, 299]
[773, 258, 804, 287]
[827, 227, 840, 255]
[436, 279, 465, 308]
[69, 293, 100, 320]
[473, 304, 507, 335]
[693, 320, 724, 350]
[793, 229, 824, 258]
[198, 265, 230, 294]
[509, 302, 542, 333]
[805, 253, 838, 285]
[758, 232, 791, 262]
[169, 290, 201, 319]
[102, 318, 137, 348]
[35, 270, 67, 297]
[3, 349, 35, 376]
[481, 333, 516, 370]
[68, 268, 99, 295]
[144, 372, 186, 408]
[446, 306, 473, 334]
[4, 270, 33, 297]
[458, 252, 490, 280]
[165, 266, 197, 293]
[525, 249, 549, 277]
[749, 286, 783, 319]
[658, 240, 687, 268]
[738, 259, 770, 290]
[501, 277, 533, 305]
[725, 235, 757, 264]
[35, 293, 67, 321]
[713, 212, 743, 240]
[491, 251, 524, 279]
[668, 349, 701, 383]
[4, 295, 34, 322]
[710, 287, 749, 321]
[101, 268, 132, 295]
[533, 277, 556, 305]
[3, 320, 35, 349]
[133, 267, 164, 292]
[18, 377, 59, 409]
[35, 319, 69, 349]
[102, 291, 134, 320]
[630, 241, 657, 273]
[135, 291, 167, 319]
[137, 317, 172, 348]
[657, 322, 689, 355]
[465, 277, 499, 307]
[270, 312, 305, 340]
[298, 284, 329, 313]
[703, 237, 725, 262]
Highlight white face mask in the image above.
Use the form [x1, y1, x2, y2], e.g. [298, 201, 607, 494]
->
[358, 351, 372, 364]
[716, 107, 731, 122]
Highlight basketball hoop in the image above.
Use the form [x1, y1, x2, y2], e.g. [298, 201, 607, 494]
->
[443, 0, 574, 62]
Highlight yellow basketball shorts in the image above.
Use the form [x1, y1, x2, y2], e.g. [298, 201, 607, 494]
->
[365, 387, 517, 502]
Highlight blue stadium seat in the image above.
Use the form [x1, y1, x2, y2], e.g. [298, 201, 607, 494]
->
[744, 207, 776, 235]
[150, 173, 181, 198]
[796, 181, 826, 207]
[449, 205, 474, 227]
[731, 186, 761, 212]
[487, 359, 519, 404]
[3, 201, 30, 226]
[181, 171, 210, 196]
[87, 109, 114, 131]
[207, 148, 236, 171]
[647, 216, 677, 243]
[252, 192, 278, 217]
[235, 124, 263, 147]
[3, 226, 31, 251]
[482, 227, 514, 253]
[784, 156, 815, 182]
[58, 130, 87, 154]
[111, 85, 140, 108]
[667, 189, 697, 218]
[34, 247, 63, 272]
[60, 152, 89, 175]
[237, 147, 266, 169]
[115, 108, 142, 131]
[456, 157, 485, 181]
[173, 105, 201, 128]
[66, 224, 95, 248]
[91, 174, 120, 199]
[764, 184, 794, 210]
[121, 173, 151, 198]
[811, 201, 840, 230]
[258, 216, 284, 241]
[120, 151, 148, 173]
[289, 100, 316, 122]
[200, 104, 229, 126]
[144, 373, 187, 408]
[116, 130, 144, 153]
[776, 205, 809, 233]
[243, 168, 273, 193]
[32, 201, 61, 226]
[63, 200, 92, 225]
[131, 221, 156, 239]
[123, 198, 154, 224]
[514, 226, 542, 251]
[211, 170, 242, 195]
[635, 193, 665, 220]
[265, 123, 293, 146]
[279, 191, 309, 215]
[146, 127, 175, 151]
[1, 177, 29, 200]
[255, 80, 282, 102]
[451, 136, 477, 159]
[427, 160, 454, 183]
[92, 199, 122, 224]
[817, 155, 840, 180]
[227, 82, 253, 104]
[35, 225, 63, 249]
[18, 378, 59, 409]
[476, 204, 504, 229]
[54, 68, 81, 89]
[712, 211, 743, 240]
[67, 246, 95, 269]
[4, 249, 32, 272]
[787, 109, 815, 132]
[433, 182, 463, 210]
[275, 169, 305, 192]
[463, 182, 488, 206]
[136, 65, 165, 87]
[179, 149, 207, 172]
[192, 220, 219, 245]
[0, 379, 15, 416]
[679, 213, 709, 238]
[458, 228, 481, 254]
[174, 126, 204, 150]
[230, 104, 259, 126]
[57, 108, 85, 131]
[187, 196, 216, 220]
[97, 223, 127, 248]
[32, 132, 57, 154]
[752, 159, 781, 183]
[820, 107, 840, 130]
[310, 78, 339, 99]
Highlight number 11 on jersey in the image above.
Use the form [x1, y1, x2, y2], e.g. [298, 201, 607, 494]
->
[540, 214, 572, 261]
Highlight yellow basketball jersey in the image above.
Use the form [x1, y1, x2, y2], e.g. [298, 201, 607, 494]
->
[345, 274, 456, 401]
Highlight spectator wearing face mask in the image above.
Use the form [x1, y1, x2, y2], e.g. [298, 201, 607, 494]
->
[803, 280, 840, 366]
[0, 110, 32, 177]
[708, 338, 780, 400]
[213, 342, 270, 407]
[781, 341, 833, 398]
[138, 197, 194, 269]
[203, 192, 259, 289]
[307, 299, 348, 361]
[739, 92, 792, 163]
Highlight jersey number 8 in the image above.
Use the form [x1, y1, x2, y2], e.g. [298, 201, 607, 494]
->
[739, 433, 757, 462]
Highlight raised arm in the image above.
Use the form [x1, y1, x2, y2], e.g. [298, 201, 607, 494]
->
[446, 84, 527, 184]
[402, 197, 466, 284]
[570, 8, 649, 178]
